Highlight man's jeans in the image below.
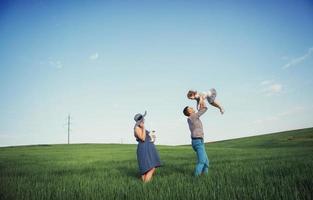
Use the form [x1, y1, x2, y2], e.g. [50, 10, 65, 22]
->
[192, 138, 209, 176]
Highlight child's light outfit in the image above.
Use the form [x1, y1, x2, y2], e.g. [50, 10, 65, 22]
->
[196, 88, 217, 104]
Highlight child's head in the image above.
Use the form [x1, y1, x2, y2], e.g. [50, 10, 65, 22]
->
[183, 106, 195, 117]
[187, 90, 197, 99]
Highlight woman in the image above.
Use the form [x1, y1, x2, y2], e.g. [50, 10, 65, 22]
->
[134, 111, 161, 182]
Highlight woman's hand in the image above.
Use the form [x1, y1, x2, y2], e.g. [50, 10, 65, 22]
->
[139, 121, 144, 128]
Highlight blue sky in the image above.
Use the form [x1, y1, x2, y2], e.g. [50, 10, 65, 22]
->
[0, 0, 313, 146]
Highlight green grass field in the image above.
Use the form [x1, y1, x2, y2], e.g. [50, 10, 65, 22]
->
[1, 128, 313, 200]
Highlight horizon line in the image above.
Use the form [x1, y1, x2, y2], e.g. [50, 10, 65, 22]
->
[1, 126, 312, 148]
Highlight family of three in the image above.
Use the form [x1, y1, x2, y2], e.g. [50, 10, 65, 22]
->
[133, 88, 224, 182]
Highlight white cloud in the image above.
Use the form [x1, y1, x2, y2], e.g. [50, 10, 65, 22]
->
[281, 56, 289, 60]
[260, 80, 272, 85]
[48, 60, 63, 69]
[253, 116, 279, 124]
[282, 47, 313, 69]
[89, 53, 99, 60]
[276, 106, 305, 117]
[253, 106, 305, 125]
[260, 80, 283, 96]
[268, 84, 282, 93]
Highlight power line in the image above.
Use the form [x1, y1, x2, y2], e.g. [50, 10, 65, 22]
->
[67, 114, 71, 144]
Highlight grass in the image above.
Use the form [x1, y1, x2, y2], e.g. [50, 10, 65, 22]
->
[0, 128, 313, 200]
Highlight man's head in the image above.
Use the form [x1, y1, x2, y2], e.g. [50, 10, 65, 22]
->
[187, 90, 197, 100]
[183, 106, 195, 117]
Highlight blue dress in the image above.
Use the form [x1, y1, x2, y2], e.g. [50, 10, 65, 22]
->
[135, 130, 161, 175]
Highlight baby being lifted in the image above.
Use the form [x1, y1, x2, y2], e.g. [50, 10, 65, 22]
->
[187, 88, 225, 114]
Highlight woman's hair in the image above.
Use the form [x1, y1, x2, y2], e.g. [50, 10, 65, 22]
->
[187, 90, 197, 99]
[183, 106, 190, 116]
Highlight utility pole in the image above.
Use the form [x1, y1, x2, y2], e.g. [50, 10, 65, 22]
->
[67, 114, 71, 144]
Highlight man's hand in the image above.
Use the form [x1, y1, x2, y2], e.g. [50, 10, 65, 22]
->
[196, 97, 208, 117]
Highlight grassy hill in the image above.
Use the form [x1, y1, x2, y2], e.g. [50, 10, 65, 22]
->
[0, 128, 312, 200]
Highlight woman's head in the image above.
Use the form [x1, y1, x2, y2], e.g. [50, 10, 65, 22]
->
[134, 111, 147, 125]
[136, 116, 145, 126]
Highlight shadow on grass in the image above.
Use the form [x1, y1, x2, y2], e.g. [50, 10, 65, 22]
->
[47, 158, 193, 180]
[114, 159, 192, 180]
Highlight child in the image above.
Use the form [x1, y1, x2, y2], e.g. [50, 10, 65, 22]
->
[187, 88, 225, 114]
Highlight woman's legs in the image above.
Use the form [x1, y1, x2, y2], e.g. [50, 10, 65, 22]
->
[143, 168, 156, 182]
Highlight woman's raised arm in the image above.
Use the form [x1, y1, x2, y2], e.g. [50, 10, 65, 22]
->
[135, 125, 146, 141]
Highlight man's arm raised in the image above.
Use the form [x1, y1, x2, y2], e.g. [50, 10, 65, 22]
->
[197, 96, 208, 117]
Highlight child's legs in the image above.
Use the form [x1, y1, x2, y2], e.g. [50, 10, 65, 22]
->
[209, 100, 222, 110]
[206, 90, 222, 111]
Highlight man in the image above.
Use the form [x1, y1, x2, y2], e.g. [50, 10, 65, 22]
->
[183, 97, 209, 176]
